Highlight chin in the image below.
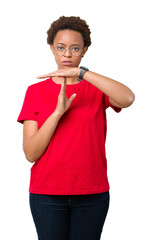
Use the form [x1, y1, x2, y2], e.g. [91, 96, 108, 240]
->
[62, 65, 74, 69]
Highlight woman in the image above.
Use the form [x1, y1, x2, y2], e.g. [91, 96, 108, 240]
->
[17, 16, 135, 240]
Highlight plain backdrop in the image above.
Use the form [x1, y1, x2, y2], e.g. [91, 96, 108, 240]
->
[0, 0, 151, 239]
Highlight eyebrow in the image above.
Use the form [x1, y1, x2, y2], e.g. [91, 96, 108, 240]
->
[56, 43, 81, 46]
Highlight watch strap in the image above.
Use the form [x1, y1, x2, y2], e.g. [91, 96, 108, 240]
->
[77, 68, 86, 82]
[77, 66, 89, 82]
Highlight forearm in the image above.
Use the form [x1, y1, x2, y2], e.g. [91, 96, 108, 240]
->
[84, 70, 135, 108]
[24, 111, 62, 163]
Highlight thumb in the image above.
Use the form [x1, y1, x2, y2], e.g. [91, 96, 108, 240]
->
[69, 93, 77, 103]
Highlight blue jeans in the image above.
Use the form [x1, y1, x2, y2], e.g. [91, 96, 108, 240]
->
[29, 191, 110, 240]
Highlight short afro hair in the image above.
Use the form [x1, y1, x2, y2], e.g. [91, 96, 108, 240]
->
[46, 16, 92, 47]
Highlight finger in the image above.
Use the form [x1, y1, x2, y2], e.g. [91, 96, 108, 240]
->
[69, 93, 77, 104]
[36, 72, 57, 79]
[62, 77, 66, 90]
[60, 77, 66, 85]
[60, 78, 66, 95]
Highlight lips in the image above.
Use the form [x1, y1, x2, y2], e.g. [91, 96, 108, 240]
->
[62, 61, 73, 66]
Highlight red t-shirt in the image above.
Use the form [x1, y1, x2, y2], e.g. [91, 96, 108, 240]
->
[17, 77, 121, 195]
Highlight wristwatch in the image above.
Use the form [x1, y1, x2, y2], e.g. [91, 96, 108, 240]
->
[77, 66, 89, 82]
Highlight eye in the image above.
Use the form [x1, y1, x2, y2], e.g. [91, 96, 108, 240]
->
[57, 46, 64, 51]
[71, 47, 80, 52]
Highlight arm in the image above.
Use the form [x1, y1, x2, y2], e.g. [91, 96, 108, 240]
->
[37, 68, 135, 108]
[23, 111, 62, 163]
[83, 70, 135, 108]
[23, 78, 76, 163]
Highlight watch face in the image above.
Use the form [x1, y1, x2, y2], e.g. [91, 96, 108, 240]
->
[80, 66, 89, 71]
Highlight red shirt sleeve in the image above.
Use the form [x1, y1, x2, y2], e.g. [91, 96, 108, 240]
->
[103, 93, 122, 113]
[17, 86, 37, 124]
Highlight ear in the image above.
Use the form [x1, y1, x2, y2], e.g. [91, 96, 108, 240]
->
[82, 46, 88, 57]
[50, 45, 55, 55]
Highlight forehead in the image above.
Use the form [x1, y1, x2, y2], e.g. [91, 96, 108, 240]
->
[54, 29, 84, 46]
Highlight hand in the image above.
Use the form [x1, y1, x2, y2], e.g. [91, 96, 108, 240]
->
[36, 67, 80, 79]
[54, 77, 77, 116]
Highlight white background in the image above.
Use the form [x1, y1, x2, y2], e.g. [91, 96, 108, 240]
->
[0, 0, 152, 239]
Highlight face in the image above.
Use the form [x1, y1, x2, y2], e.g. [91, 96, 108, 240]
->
[50, 29, 88, 69]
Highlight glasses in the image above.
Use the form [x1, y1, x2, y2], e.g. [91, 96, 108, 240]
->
[53, 45, 83, 56]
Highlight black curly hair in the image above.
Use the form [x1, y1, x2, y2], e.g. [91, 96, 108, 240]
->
[47, 16, 92, 47]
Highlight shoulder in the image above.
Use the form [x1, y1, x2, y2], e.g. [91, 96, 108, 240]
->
[27, 78, 50, 92]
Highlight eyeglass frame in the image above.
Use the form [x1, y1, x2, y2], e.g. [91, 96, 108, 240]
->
[53, 44, 84, 56]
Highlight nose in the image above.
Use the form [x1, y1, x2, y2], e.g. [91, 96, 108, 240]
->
[64, 48, 72, 57]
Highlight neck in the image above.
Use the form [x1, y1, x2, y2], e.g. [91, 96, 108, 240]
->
[52, 76, 78, 84]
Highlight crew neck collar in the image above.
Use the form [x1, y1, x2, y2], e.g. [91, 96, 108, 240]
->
[49, 77, 84, 86]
